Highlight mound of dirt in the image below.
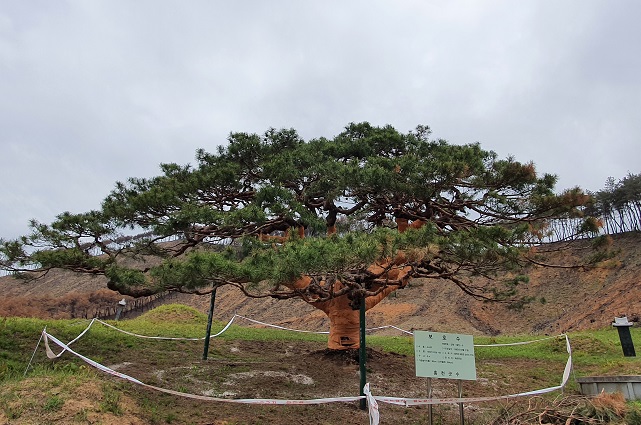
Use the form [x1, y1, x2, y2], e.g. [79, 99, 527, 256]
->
[137, 304, 207, 323]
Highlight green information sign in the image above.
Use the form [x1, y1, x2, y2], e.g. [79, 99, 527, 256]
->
[414, 331, 476, 380]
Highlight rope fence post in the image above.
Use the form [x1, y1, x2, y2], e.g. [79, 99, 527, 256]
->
[24, 330, 44, 376]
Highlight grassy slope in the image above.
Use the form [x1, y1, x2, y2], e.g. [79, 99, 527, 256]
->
[5, 232, 641, 336]
[2, 305, 641, 424]
[2, 233, 641, 423]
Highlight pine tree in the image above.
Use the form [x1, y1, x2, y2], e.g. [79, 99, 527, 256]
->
[1, 123, 597, 349]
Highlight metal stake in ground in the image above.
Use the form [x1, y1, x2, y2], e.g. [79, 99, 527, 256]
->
[359, 294, 367, 410]
[202, 287, 218, 360]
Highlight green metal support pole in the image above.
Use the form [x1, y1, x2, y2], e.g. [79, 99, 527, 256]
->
[359, 294, 367, 410]
[202, 287, 217, 360]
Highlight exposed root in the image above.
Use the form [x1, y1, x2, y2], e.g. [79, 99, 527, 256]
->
[316, 347, 382, 364]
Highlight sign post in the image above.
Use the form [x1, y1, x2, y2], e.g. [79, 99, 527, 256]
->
[613, 316, 636, 357]
[414, 331, 476, 425]
[426, 378, 433, 425]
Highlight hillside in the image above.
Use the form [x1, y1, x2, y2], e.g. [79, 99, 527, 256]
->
[2, 232, 640, 335]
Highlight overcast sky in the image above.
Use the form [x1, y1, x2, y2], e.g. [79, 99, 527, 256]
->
[1, 1, 640, 240]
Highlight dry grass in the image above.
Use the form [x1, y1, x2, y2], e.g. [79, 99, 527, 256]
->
[0, 289, 122, 319]
[492, 392, 640, 424]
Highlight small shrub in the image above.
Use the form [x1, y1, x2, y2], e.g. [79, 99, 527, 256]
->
[99, 384, 123, 415]
[507, 296, 536, 311]
[626, 408, 641, 425]
[44, 395, 64, 412]
[3, 404, 23, 420]
[73, 408, 89, 421]
[578, 391, 627, 422]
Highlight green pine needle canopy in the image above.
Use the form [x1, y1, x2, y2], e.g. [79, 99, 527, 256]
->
[1, 122, 600, 307]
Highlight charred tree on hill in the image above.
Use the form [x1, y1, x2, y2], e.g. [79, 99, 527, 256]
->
[590, 173, 641, 234]
[0, 123, 602, 350]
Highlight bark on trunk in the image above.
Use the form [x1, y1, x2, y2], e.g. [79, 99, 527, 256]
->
[288, 219, 422, 350]
[311, 281, 402, 350]
[323, 295, 360, 349]
[289, 254, 414, 349]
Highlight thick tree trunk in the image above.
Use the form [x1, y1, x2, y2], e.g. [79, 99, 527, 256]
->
[323, 295, 360, 349]
[289, 254, 413, 349]
[312, 281, 403, 350]
[292, 218, 420, 350]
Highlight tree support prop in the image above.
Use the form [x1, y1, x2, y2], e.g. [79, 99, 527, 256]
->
[359, 295, 367, 410]
[202, 287, 217, 360]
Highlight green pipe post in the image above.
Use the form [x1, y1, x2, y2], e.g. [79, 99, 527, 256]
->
[359, 294, 367, 410]
[202, 286, 217, 360]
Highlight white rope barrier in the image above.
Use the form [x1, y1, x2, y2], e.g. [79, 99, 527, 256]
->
[40, 328, 572, 424]
[235, 316, 413, 336]
[373, 334, 573, 407]
[35, 315, 573, 425]
[474, 334, 563, 347]
[94, 316, 237, 340]
[41, 330, 372, 407]
[44, 318, 98, 358]
[93, 314, 566, 349]
[231, 315, 329, 334]
[95, 314, 411, 338]
[23, 330, 44, 376]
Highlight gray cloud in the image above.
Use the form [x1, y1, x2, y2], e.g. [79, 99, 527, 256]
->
[1, 1, 640, 240]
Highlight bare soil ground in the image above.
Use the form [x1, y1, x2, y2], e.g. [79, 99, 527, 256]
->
[2, 233, 641, 424]
[1, 323, 579, 425]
